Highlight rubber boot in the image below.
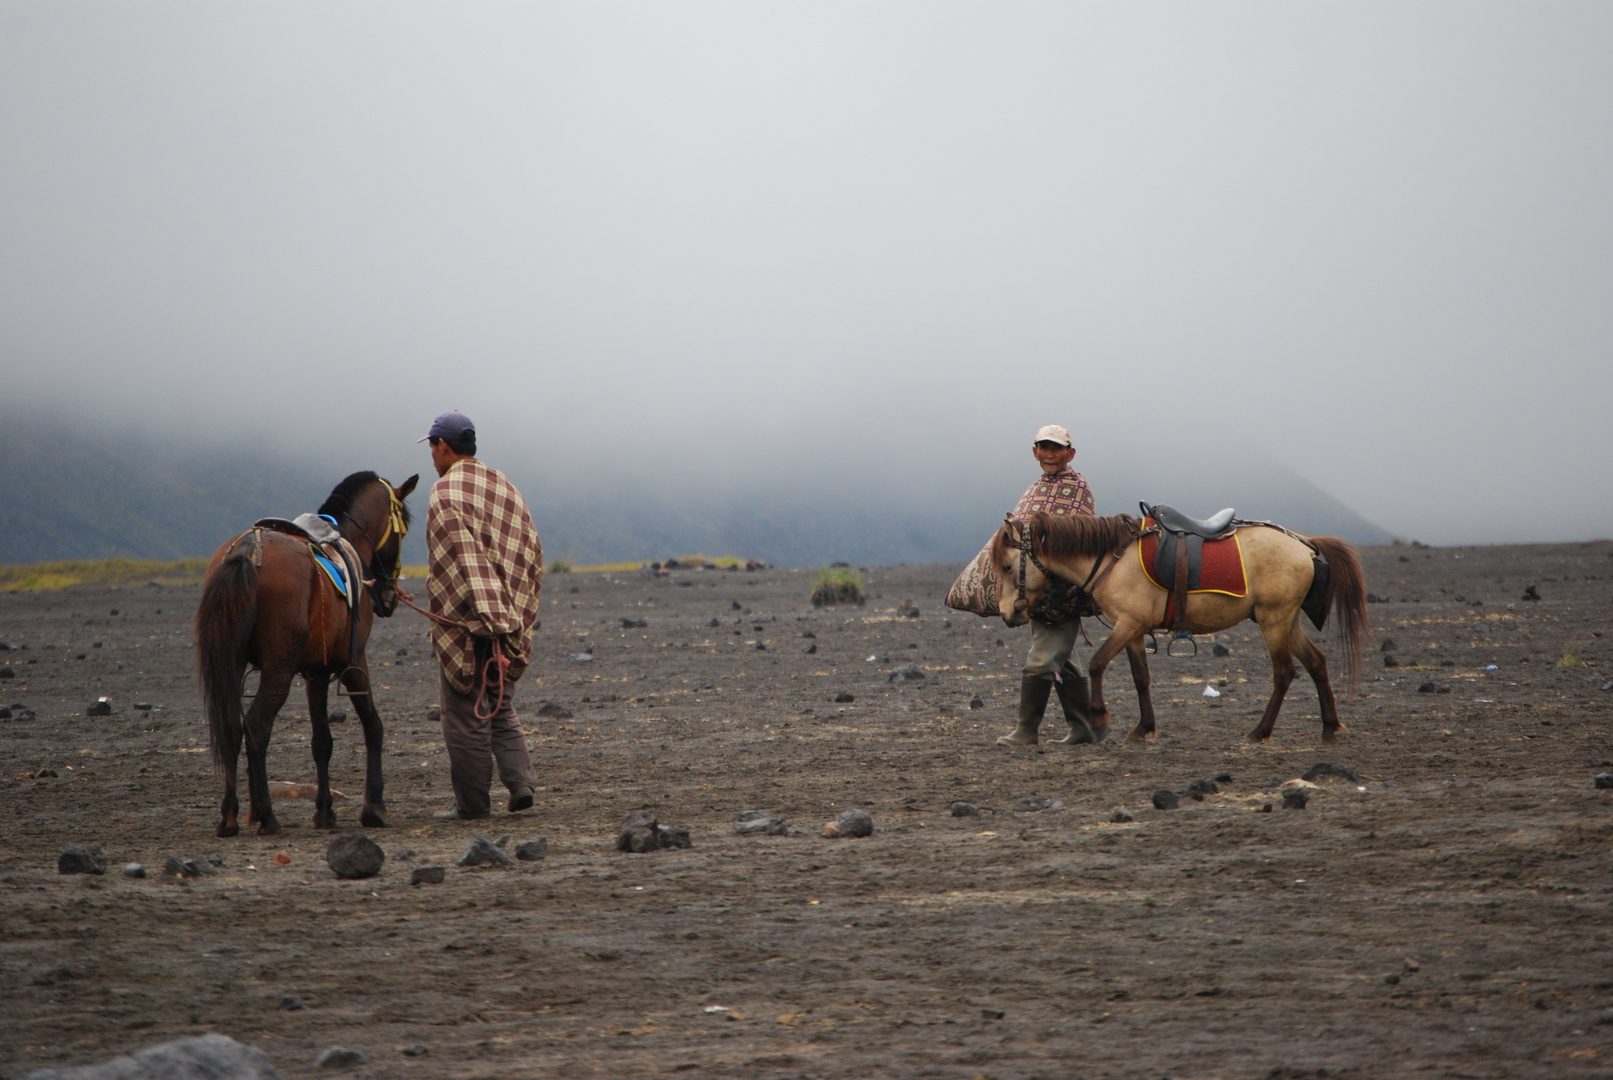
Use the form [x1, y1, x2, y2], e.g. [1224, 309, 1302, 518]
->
[1052, 663, 1107, 744]
[997, 675, 1054, 747]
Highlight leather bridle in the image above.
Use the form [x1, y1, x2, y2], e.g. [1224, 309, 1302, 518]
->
[340, 485, 408, 617]
[1011, 518, 1131, 623]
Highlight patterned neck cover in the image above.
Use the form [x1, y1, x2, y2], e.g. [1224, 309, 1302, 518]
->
[1015, 467, 1095, 519]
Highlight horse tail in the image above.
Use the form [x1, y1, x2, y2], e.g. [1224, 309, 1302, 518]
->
[1310, 536, 1369, 700]
[195, 539, 259, 770]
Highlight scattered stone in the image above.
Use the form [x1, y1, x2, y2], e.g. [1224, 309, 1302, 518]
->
[888, 663, 926, 684]
[568, 652, 594, 663]
[1417, 682, 1437, 694]
[969, 698, 984, 710]
[314, 1047, 367, 1069]
[1597, 1006, 1613, 1026]
[657, 824, 693, 849]
[515, 839, 548, 860]
[1380, 639, 1397, 652]
[123, 863, 146, 878]
[18, 1033, 285, 1080]
[1594, 774, 1613, 790]
[86, 698, 112, 716]
[1602, 680, 1613, 692]
[133, 702, 154, 711]
[822, 808, 874, 838]
[1385, 973, 1401, 985]
[1279, 778, 1320, 790]
[1283, 789, 1310, 810]
[392, 848, 414, 861]
[327, 709, 347, 725]
[58, 844, 107, 875]
[458, 835, 510, 866]
[426, 706, 441, 723]
[801, 630, 816, 638]
[1303, 762, 1362, 784]
[805, 643, 817, 654]
[409, 866, 446, 886]
[1013, 797, 1064, 812]
[896, 600, 920, 618]
[1110, 810, 1135, 823]
[981, 1008, 1005, 1020]
[14, 709, 35, 722]
[1214, 772, 1234, 783]
[0, 707, 9, 719]
[834, 692, 855, 703]
[621, 617, 648, 629]
[735, 811, 787, 836]
[1261, 802, 1274, 812]
[402, 1044, 429, 1057]
[1184, 778, 1219, 801]
[1152, 790, 1179, 810]
[324, 835, 384, 880]
[708, 618, 720, 628]
[0, 667, 14, 680]
[618, 810, 661, 853]
[950, 801, 980, 817]
[1211, 643, 1230, 657]
[1522, 585, 1540, 601]
[494, 833, 511, 849]
[755, 642, 767, 651]
[280, 993, 304, 1010]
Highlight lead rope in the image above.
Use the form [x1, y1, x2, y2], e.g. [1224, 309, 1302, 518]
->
[395, 585, 511, 721]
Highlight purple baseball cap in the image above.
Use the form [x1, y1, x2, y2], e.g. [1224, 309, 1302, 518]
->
[418, 411, 475, 443]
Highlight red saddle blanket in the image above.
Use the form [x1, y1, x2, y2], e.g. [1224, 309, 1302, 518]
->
[1137, 524, 1248, 598]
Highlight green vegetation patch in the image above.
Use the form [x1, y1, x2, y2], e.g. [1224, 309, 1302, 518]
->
[811, 566, 865, 608]
[0, 557, 210, 592]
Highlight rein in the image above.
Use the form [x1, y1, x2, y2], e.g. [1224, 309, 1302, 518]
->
[1015, 519, 1115, 622]
[394, 584, 511, 722]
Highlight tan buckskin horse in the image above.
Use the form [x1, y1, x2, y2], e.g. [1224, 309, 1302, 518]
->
[988, 511, 1368, 743]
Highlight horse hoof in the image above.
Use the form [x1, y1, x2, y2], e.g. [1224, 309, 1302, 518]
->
[313, 814, 336, 830]
[217, 822, 239, 838]
[361, 808, 389, 828]
[1321, 730, 1339, 744]
[256, 820, 282, 837]
[1246, 731, 1272, 743]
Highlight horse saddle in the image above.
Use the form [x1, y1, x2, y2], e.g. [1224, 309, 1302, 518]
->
[1141, 503, 1237, 638]
[254, 513, 342, 545]
[252, 514, 365, 664]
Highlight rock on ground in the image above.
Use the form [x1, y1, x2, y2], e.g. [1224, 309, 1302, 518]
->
[656, 824, 693, 849]
[735, 812, 787, 836]
[57, 844, 107, 875]
[515, 839, 548, 860]
[1284, 789, 1310, 809]
[19, 1032, 284, 1079]
[324, 835, 384, 880]
[618, 810, 661, 852]
[888, 663, 926, 684]
[313, 1047, 366, 1069]
[1303, 761, 1362, 784]
[823, 809, 874, 838]
[410, 866, 447, 885]
[1152, 790, 1180, 810]
[950, 801, 980, 817]
[457, 836, 510, 867]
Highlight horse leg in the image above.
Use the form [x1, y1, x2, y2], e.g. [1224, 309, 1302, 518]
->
[1124, 637, 1158, 742]
[242, 668, 294, 836]
[216, 663, 246, 838]
[1248, 613, 1299, 742]
[341, 664, 388, 828]
[1290, 628, 1346, 743]
[307, 673, 337, 829]
[1086, 619, 1143, 741]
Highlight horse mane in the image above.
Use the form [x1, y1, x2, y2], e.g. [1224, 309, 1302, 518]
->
[317, 471, 412, 530]
[992, 511, 1140, 563]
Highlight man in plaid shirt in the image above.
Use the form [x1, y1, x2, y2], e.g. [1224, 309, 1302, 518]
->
[419, 412, 544, 820]
[997, 423, 1102, 749]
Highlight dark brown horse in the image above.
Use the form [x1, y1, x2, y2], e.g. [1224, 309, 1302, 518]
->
[195, 471, 418, 837]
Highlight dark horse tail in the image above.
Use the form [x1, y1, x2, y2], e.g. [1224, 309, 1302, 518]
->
[195, 538, 259, 770]
[1310, 536, 1369, 700]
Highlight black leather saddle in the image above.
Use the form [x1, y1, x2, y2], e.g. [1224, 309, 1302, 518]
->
[1141, 503, 1238, 650]
[1148, 504, 1235, 539]
[253, 513, 342, 545]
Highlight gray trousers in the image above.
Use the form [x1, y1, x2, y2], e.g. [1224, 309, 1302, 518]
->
[1025, 619, 1084, 679]
[438, 639, 539, 818]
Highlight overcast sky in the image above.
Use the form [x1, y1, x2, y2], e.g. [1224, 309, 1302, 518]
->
[3, 2, 1610, 545]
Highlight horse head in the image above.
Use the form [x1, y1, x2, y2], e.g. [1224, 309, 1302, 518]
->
[321, 471, 419, 618]
[990, 513, 1047, 628]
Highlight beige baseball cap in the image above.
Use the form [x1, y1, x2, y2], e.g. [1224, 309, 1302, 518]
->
[1034, 424, 1072, 448]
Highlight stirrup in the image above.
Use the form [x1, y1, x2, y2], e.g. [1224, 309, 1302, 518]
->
[1166, 631, 1198, 658]
[1144, 632, 1158, 655]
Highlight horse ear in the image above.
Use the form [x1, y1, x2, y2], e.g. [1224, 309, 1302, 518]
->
[396, 474, 419, 500]
[1002, 513, 1020, 539]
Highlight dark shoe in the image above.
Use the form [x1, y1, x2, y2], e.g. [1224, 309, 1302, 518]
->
[996, 675, 1054, 747]
[1052, 665, 1107, 745]
[508, 786, 535, 813]
[431, 807, 490, 821]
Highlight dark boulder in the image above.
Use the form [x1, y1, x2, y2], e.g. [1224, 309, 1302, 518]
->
[324, 835, 383, 880]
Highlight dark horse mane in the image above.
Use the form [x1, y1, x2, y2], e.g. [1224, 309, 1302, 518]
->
[992, 511, 1141, 564]
[317, 471, 411, 530]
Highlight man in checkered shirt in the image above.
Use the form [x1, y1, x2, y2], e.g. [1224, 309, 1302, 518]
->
[996, 423, 1102, 749]
[419, 411, 544, 820]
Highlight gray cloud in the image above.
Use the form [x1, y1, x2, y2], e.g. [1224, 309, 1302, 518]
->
[3, 2, 1610, 546]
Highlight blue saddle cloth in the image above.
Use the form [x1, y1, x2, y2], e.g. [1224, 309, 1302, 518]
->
[313, 552, 349, 601]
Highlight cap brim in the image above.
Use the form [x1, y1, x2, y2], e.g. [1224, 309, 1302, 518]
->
[416, 435, 432, 443]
